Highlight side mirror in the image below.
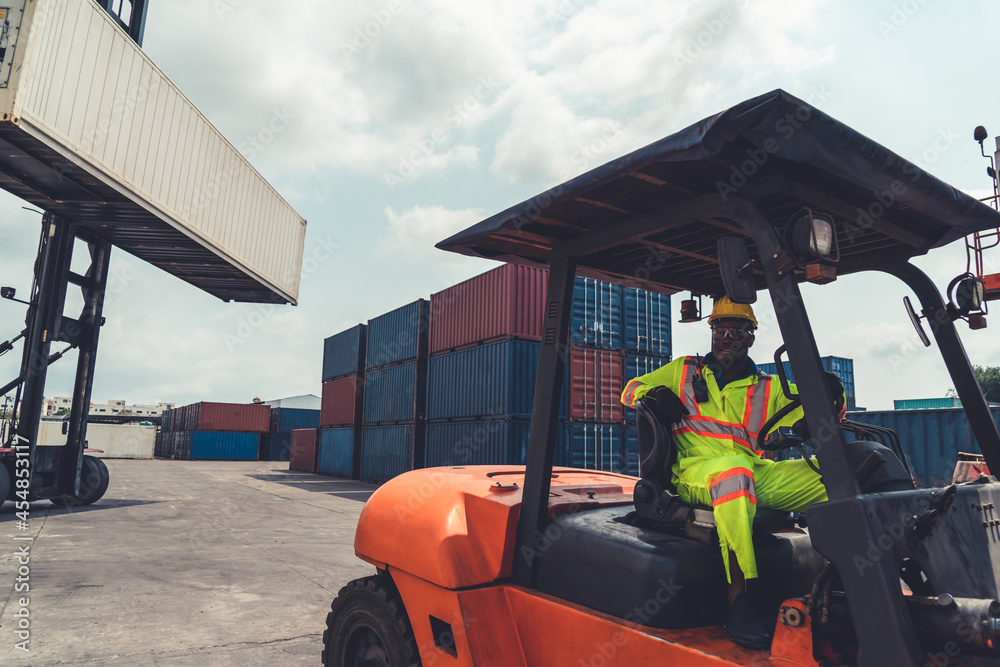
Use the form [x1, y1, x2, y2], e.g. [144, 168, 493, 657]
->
[717, 236, 757, 304]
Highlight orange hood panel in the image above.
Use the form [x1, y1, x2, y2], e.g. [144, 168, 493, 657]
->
[354, 466, 635, 590]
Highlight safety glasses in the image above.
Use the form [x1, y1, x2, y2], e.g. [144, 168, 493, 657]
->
[711, 325, 753, 341]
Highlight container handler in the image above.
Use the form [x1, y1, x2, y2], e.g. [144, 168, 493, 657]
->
[323, 89, 1000, 666]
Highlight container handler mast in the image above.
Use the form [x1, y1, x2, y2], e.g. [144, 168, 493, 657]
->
[323, 90, 1000, 667]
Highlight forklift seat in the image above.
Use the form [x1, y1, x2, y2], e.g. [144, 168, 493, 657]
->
[631, 395, 795, 543]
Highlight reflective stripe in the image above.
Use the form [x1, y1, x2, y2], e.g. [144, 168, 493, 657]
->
[672, 426, 753, 451]
[745, 376, 771, 439]
[622, 379, 644, 407]
[681, 357, 702, 416]
[710, 467, 756, 506]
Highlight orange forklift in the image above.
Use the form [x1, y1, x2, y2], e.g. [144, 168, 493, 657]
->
[322, 90, 1000, 666]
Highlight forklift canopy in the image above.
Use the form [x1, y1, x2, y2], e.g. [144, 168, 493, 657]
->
[437, 89, 1000, 294]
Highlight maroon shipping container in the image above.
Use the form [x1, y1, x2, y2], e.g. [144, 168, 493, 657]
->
[321, 376, 364, 427]
[185, 402, 270, 432]
[289, 428, 319, 472]
[429, 264, 547, 355]
[568, 347, 625, 422]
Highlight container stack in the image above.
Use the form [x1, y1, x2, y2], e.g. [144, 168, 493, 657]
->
[425, 265, 559, 468]
[318, 325, 367, 478]
[359, 300, 429, 484]
[759, 356, 856, 411]
[265, 407, 321, 462]
[157, 402, 270, 460]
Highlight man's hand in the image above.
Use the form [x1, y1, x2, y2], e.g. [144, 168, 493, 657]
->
[645, 385, 689, 424]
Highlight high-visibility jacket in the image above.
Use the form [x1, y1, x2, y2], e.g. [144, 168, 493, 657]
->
[621, 355, 828, 582]
[621, 355, 805, 463]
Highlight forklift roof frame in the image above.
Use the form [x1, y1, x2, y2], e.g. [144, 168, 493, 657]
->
[437, 89, 1000, 665]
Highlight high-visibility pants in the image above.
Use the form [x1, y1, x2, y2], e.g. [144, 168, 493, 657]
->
[673, 455, 827, 583]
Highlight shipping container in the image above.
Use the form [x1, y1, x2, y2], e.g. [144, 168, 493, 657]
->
[426, 339, 566, 420]
[172, 431, 191, 460]
[162, 408, 174, 432]
[623, 353, 671, 382]
[154, 430, 164, 458]
[759, 356, 856, 411]
[425, 418, 547, 467]
[182, 402, 270, 433]
[363, 362, 426, 425]
[568, 347, 625, 422]
[624, 425, 641, 477]
[567, 422, 626, 473]
[570, 278, 623, 349]
[360, 424, 425, 484]
[429, 264, 547, 354]
[323, 324, 367, 382]
[289, 428, 319, 472]
[317, 427, 356, 478]
[0, 0, 305, 304]
[189, 431, 259, 461]
[893, 397, 963, 410]
[367, 300, 429, 370]
[266, 433, 291, 461]
[320, 375, 364, 427]
[270, 407, 321, 433]
[624, 288, 671, 356]
[842, 408, 1000, 488]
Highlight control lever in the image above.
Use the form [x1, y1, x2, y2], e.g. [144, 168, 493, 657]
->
[912, 484, 958, 543]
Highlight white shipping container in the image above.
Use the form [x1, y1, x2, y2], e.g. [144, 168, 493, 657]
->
[37, 421, 155, 459]
[0, 0, 305, 304]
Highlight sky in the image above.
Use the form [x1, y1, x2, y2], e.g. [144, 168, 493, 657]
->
[1, 0, 999, 411]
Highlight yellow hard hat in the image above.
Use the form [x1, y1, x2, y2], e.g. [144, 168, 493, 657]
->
[708, 296, 758, 326]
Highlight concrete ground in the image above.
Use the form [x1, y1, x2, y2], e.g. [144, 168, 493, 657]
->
[0, 460, 378, 665]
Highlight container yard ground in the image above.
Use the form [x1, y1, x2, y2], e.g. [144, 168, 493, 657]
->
[0, 460, 376, 665]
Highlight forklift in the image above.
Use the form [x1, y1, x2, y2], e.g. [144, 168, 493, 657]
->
[322, 89, 1000, 666]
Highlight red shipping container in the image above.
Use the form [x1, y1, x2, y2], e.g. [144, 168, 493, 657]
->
[568, 347, 625, 422]
[186, 402, 270, 432]
[289, 428, 319, 472]
[429, 264, 547, 354]
[321, 376, 363, 427]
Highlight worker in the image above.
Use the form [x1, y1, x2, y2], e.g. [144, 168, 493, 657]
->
[620, 296, 837, 650]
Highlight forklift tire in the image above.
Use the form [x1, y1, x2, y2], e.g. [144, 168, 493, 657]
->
[322, 574, 421, 667]
[50, 456, 110, 508]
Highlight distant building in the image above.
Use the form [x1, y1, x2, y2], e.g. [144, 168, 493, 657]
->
[262, 394, 321, 411]
[44, 398, 176, 418]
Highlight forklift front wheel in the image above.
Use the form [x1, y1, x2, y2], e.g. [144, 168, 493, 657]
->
[50, 455, 110, 508]
[322, 574, 421, 667]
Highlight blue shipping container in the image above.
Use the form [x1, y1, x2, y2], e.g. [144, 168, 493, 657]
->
[268, 433, 292, 461]
[567, 422, 626, 473]
[270, 408, 321, 433]
[364, 362, 419, 424]
[322, 324, 367, 382]
[570, 277, 623, 349]
[361, 425, 416, 484]
[427, 339, 567, 420]
[190, 431, 259, 461]
[318, 427, 355, 477]
[624, 288, 671, 356]
[759, 356, 856, 411]
[425, 418, 569, 467]
[624, 425, 640, 477]
[844, 408, 1000, 488]
[367, 300, 428, 370]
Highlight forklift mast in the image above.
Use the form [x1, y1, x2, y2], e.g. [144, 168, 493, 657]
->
[2, 214, 110, 500]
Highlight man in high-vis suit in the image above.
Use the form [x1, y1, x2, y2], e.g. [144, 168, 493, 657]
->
[621, 296, 836, 649]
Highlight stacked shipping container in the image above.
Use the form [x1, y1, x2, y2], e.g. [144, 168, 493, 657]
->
[157, 402, 270, 460]
[318, 324, 367, 478]
[424, 265, 671, 474]
[759, 356, 856, 411]
[264, 407, 320, 462]
[360, 300, 429, 484]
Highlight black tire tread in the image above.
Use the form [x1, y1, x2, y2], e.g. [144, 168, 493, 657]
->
[50, 455, 110, 508]
[322, 573, 421, 667]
